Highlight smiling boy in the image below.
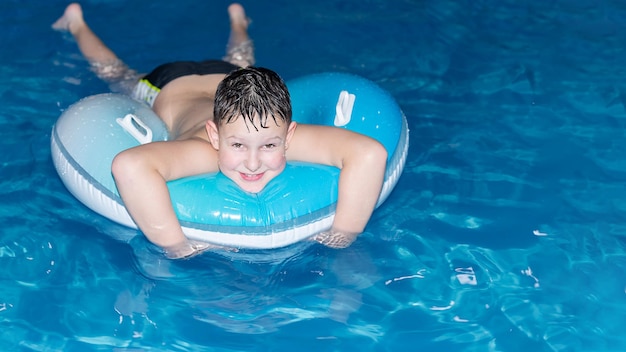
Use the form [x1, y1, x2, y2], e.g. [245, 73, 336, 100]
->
[53, 3, 387, 258]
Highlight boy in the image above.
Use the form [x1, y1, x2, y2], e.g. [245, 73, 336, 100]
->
[53, 3, 387, 259]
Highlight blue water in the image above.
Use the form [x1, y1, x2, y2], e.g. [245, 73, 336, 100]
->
[2, 0, 626, 350]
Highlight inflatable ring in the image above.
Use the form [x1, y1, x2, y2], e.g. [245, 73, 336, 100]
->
[51, 72, 409, 249]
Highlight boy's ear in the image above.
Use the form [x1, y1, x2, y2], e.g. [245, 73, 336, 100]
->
[284, 121, 297, 149]
[206, 120, 220, 149]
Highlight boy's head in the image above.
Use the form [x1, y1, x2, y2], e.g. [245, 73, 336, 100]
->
[206, 67, 297, 193]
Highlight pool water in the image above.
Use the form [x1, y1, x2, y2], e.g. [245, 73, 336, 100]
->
[2, 0, 626, 351]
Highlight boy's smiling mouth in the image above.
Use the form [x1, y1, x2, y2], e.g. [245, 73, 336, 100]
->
[240, 172, 264, 181]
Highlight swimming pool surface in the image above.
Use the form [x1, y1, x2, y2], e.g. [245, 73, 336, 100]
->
[2, 0, 626, 351]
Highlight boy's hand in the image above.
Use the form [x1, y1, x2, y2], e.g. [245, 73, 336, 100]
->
[163, 240, 237, 259]
[312, 230, 358, 249]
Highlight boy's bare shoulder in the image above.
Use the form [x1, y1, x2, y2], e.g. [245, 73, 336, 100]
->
[288, 124, 354, 166]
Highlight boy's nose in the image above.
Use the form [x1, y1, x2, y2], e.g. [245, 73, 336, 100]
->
[244, 152, 261, 172]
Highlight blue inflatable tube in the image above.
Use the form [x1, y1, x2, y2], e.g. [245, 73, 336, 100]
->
[51, 72, 409, 248]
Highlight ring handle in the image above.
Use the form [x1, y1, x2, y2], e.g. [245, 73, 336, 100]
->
[116, 113, 153, 144]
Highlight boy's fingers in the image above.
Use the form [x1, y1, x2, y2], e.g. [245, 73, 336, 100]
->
[312, 231, 357, 249]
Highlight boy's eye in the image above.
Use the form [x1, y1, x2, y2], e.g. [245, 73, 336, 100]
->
[263, 144, 276, 149]
[232, 143, 243, 149]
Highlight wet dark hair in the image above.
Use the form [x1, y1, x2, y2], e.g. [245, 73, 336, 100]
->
[213, 67, 292, 131]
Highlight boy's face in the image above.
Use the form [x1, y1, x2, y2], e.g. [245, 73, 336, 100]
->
[206, 116, 297, 193]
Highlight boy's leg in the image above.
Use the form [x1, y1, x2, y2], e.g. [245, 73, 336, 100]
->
[53, 3, 140, 94]
[222, 3, 255, 67]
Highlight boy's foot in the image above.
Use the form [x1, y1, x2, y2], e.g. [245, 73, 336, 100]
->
[52, 3, 84, 34]
[228, 3, 250, 34]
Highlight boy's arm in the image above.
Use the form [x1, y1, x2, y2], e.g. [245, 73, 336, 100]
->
[286, 124, 388, 247]
[111, 138, 219, 258]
